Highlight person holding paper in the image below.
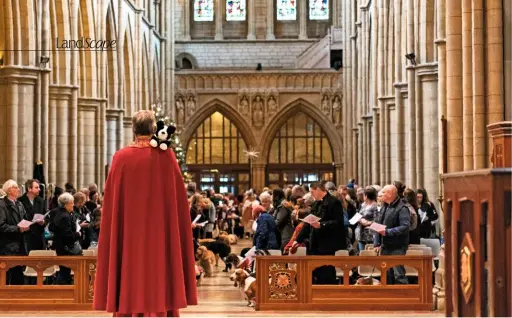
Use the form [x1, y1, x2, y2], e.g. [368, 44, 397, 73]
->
[19, 179, 47, 252]
[0, 180, 30, 285]
[49, 192, 83, 284]
[373, 185, 410, 285]
[293, 181, 346, 285]
[354, 187, 379, 252]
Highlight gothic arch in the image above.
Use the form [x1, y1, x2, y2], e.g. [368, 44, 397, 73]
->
[122, 19, 135, 115]
[105, 5, 118, 108]
[176, 52, 198, 69]
[78, 0, 98, 97]
[141, 34, 150, 110]
[180, 98, 258, 152]
[259, 98, 343, 164]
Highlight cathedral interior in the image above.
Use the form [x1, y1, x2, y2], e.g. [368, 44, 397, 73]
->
[0, 0, 511, 316]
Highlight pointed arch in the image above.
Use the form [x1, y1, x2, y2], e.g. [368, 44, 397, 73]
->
[50, 0, 72, 84]
[105, 4, 118, 108]
[78, 0, 97, 97]
[180, 98, 257, 151]
[259, 98, 342, 164]
[123, 18, 135, 115]
[141, 34, 150, 110]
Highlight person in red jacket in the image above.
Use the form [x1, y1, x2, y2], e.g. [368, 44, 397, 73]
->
[93, 110, 197, 317]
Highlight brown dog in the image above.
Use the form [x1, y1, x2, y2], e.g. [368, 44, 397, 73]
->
[230, 268, 257, 307]
[218, 231, 238, 245]
[196, 246, 215, 277]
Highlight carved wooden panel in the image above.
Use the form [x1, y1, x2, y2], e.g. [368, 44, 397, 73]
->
[268, 262, 298, 300]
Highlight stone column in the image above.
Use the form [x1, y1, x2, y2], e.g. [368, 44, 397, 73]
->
[446, 0, 463, 172]
[266, 0, 275, 40]
[436, 0, 447, 176]
[462, 0, 474, 170]
[215, 0, 223, 40]
[372, 109, 381, 184]
[252, 163, 266, 192]
[407, 0, 417, 188]
[371, 2, 380, 184]
[472, 0, 486, 169]
[334, 162, 343, 186]
[485, 0, 505, 162]
[183, 0, 191, 40]
[394, 0, 405, 182]
[247, 0, 256, 40]
[298, 0, 308, 39]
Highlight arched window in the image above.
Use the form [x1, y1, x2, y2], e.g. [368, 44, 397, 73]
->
[182, 58, 193, 69]
[267, 112, 334, 187]
[309, 0, 329, 20]
[226, 0, 246, 21]
[186, 112, 249, 194]
[276, 0, 296, 21]
[194, 0, 214, 21]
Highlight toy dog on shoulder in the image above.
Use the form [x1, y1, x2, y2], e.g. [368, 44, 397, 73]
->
[150, 120, 176, 151]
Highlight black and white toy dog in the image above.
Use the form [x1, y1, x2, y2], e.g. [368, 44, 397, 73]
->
[150, 120, 176, 150]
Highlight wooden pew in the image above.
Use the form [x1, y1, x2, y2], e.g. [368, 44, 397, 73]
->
[255, 255, 433, 311]
[0, 256, 96, 311]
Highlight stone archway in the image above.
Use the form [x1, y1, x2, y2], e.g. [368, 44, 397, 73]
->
[181, 98, 258, 195]
[255, 98, 344, 189]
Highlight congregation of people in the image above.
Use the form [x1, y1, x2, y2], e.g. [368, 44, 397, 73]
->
[0, 179, 101, 285]
[0, 175, 440, 287]
[189, 179, 440, 285]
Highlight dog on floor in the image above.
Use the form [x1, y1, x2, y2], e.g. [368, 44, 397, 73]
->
[224, 253, 243, 272]
[200, 239, 231, 270]
[218, 231, 238, 245]
[230, 268, 257, 307]
[196, 245, 215, 277]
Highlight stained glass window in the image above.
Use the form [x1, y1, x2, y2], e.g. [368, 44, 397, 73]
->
[309, 0, 329, 20]
[276, 0, 296, 21]
[226, 0, 246, 21]
[194, 0, 214, 22]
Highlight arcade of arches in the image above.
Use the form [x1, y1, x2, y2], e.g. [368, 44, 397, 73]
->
[0, 0, 511, 316]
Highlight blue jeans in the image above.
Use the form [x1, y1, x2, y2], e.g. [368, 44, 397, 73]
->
[380, 246, 408, 284]
[358, 241, 367, 252]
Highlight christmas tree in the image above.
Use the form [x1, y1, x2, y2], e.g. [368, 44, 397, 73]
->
[151, 103, 192, 183]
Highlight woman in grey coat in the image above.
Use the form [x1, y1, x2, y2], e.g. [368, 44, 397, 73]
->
[273, 188, 294, 251]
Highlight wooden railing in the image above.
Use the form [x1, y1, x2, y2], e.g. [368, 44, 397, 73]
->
[255, 255, 433, 311]
[0, 256, 97, 311]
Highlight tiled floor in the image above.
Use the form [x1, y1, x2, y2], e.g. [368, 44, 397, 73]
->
[1, 239, 443, 317]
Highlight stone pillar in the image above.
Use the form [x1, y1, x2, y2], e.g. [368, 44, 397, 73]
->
[436, 0, 447, 176]
[485, 0, 505, 163]
[183, 0, 191, 40]
[247, 0, 256, 40]
[462, 0, 474, 170]
[446, 0, 463, 172]
[394, 0, 405, 182]
[266, 0, 275, 40]
[252, 163, 266, 193]
[334, 162, 343, 186]
[407, 0, 417, 188]
[298, 0, 307, 39]
[215, 0, 224, 40]
[372, 108, 381, 184]
[472, 0, 486, 169]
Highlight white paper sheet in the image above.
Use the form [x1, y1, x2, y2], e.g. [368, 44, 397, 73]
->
[17, 219, 33, 228]
[32, 214, 45, 222]
[85, 214, 91, 222]
[245, 246, 257, 262]
[76, 219, 81, 232]
[197, 221, 208, 227]
[192, 214, 201, 225]
[299, 214, 321, 225]
[349, 212, 363, 225]
[369, 222, 386, 232]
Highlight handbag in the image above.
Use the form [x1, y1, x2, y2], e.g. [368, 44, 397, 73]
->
[64, 241, 83, 256]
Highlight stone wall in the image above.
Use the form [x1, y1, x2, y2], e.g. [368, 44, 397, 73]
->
[0, 0, 173, 190]
[339, 0, 507, 231]
[175, 40, 316, 68]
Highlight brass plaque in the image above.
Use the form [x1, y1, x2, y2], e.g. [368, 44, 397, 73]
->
[460, 232, 475, 304]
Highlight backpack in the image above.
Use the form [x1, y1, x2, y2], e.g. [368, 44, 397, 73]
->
[405, 203, 418, 231]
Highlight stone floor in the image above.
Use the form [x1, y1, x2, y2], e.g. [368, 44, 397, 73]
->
[1, 239, 443, 317]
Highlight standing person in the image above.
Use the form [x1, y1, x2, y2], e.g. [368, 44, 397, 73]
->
[416, 188, 439, 238]
[355, 187, 378, 252]
[19, 179, 47, 251]
[373, 185, 410, 285]
[403, 188, 421, 244]
[0, 180, 30, 285]
[292, 181, 346, 284]
[93, 110, 197, 317]
[272, 188, 294, 252]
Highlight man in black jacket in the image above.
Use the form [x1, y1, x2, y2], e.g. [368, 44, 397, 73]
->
[293, 181, 346, 284]
[19, 179, 47, 252]
[373, 184, 410, 284]
[0, 180, 31, 285]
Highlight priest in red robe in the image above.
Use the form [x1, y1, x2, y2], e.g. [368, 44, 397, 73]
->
[93, 110, 197, 317]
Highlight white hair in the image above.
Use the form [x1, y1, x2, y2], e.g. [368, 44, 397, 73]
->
[2, 179, 18, 194]
[58, 192, 74, 207]
[259, 191, 272, 203]
[324, 181, 336, 192]
[302, 193, 315, 207]
[372, 185, 382, 192]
